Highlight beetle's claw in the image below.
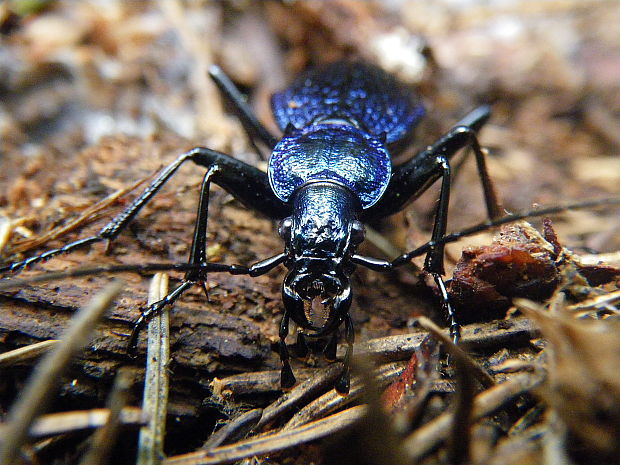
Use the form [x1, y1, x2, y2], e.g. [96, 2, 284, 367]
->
[281, 364, 296, 390]
[335, 369, 350, 395]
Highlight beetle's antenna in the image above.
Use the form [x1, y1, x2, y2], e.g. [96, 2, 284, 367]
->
[0, 262, 252, 290]
[2, 195, 617, 290]
[389, 195, 620, 266]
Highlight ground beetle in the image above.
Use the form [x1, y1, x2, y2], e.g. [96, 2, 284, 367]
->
[2, 61, 504, 394]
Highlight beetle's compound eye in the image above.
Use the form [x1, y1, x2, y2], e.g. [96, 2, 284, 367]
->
[350, 220, 365, 245]
[278, 217, 293, 241]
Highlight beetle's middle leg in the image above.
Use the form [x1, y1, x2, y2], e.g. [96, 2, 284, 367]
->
[1, 147, 286, 275]
[358, 107, 503, 342]
[279, 313, 296, 390]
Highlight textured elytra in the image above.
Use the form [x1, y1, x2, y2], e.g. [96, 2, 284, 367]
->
[271, 61, 425, 147]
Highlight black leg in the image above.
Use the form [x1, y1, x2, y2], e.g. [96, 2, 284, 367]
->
[454, 104, 491, 132]
[279, 313, 296, 390]
[129, 168, 218, 354]
[128, 281, 193, 354]
[418, 156, 462, 344]
[424, 157, 451, 275]
[364, 106, 501, 221]
[323, 330, 338, 362]
[1, 147, 287, 274]
[353, 156, 463, 343]
[293, 332, 309, 358]
[128, 252, 288, 354]
[128, 168, 287, 353]
[185, 167, 218, 280]
[334, 314, 354, 395]
[433, 273, 460, 344]
[209, 65, 278, 156]
[354, 107, 503, 343]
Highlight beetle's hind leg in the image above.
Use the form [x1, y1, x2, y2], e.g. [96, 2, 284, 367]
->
[209, 65, 278, 159]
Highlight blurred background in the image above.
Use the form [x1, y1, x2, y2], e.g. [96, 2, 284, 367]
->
[0, 1, 619, 463]
[1, 0, 618, 258]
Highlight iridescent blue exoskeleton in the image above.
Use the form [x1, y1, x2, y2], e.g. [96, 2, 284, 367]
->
[1, 62, 501, 394]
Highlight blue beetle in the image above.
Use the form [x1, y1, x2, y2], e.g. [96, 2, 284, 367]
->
[2, 61, 501, 393]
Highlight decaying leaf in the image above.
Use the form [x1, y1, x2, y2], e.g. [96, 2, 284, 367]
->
[449, 221, 620, 323]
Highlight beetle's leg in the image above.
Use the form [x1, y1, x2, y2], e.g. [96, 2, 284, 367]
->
[128, 167, 217, 354]
[128, 281, 193, 354]
[364, 106, 501, 221]
[127, 166, 284, 353]
[324, 330, 338, 362]
[185, 167, 217, 281]
[355, 158, 461, 342]
[128, 251, 288, 355]
[279, 313, 296, 390]
[454, 104, 491, 131]
[358, 107, 501, 343]
[1, 147, 287, 275]
[281, 279, 305, 390]
[418, 156, 462, 343]
[209, 65, 278, 158]
[294, 332, 309, 358]
[335, 314, 354, 395]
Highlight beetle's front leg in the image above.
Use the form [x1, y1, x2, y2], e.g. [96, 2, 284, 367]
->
[279, 313, 296, 390]
[125, 148, 288, 353]
[281, 278, 306, 390]
[334, 314, 354, 395]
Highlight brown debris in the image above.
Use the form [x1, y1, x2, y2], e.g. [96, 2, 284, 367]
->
[449, 220, 620, 323]
[517, 300, 620, 463]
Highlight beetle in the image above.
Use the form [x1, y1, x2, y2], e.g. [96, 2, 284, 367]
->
[0, 61, 542, 394]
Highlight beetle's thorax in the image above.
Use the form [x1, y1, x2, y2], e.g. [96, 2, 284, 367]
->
[289, 182, 360, 258]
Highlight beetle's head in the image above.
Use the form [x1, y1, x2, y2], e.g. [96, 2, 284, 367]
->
[278, 183, 364, 331]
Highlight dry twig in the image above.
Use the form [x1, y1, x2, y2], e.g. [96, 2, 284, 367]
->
[79, 368, 134, 465]
[0, 339, 59, 368]
[137, 273, 171, 465]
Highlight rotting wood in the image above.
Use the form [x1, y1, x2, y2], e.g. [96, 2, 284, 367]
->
[0, 282, 123, 465]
